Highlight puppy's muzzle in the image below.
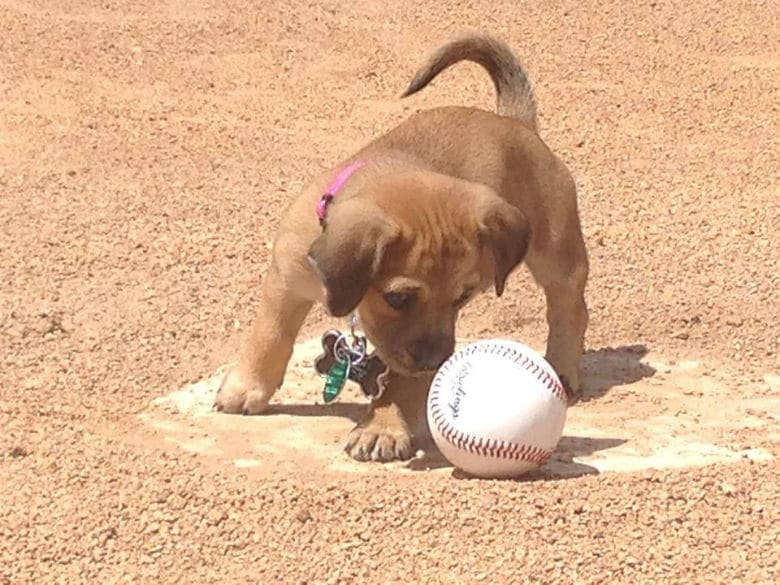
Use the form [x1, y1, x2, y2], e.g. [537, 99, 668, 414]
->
[409, 335, 455, 372]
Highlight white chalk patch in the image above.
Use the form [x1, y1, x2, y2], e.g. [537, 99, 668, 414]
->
[139, 337, 776, 479]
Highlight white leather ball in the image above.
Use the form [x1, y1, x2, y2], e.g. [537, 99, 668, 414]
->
[427, 339, 568, 478]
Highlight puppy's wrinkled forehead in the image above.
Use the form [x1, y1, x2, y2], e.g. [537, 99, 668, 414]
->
[369, 174, 481, 280]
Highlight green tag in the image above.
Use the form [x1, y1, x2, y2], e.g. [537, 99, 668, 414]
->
[322, 358, 349, 403]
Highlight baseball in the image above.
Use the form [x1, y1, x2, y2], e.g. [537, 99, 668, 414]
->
[426, 339, 568, 478]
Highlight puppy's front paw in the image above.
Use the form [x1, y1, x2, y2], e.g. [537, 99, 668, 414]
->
[345, 422, 413, 462]
[213, 367, 273, 415]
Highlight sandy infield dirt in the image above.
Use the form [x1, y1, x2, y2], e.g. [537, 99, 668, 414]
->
[1, 1, 778, 584]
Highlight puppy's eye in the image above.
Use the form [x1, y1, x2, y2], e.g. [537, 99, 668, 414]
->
[455, 289, 475, 307]
[383, 291, 415, 311]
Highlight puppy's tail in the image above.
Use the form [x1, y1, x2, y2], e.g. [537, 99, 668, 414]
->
[402, 34, 538, 132]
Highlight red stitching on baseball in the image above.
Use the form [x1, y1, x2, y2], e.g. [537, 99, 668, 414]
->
[440, 342, 567, 402]
[433, 419, 552, 463]
[430, 385, 553, 464]
[481, 341, 567, 402]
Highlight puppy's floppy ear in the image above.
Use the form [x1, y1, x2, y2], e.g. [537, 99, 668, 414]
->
[307, 199, 400, 316]
[474, 187, 531, 297]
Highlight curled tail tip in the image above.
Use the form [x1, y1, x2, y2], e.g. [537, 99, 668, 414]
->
[400, 82, 418, 99]
[399, 33, 538, 129]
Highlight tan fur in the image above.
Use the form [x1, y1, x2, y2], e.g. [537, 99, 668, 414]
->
[215, 34, 589, 463]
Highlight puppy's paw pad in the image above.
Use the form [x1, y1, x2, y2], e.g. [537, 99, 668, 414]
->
[345, 426, 412, 463]
[213, 389, 244, 414]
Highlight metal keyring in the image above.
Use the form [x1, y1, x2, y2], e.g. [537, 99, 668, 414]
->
[334, 335, 367, 366]
[349, 337, 368, 366]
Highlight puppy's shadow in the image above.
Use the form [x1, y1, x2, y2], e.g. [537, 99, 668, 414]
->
[265, 344, 654, 418]
[576, 343, 656, 403]
[266, 401, 365, 423]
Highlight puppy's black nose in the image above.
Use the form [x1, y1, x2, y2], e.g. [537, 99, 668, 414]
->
[410, 335, 455, 371]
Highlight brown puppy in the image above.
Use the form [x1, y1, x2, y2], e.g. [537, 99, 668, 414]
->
[215, 34, 589, 463]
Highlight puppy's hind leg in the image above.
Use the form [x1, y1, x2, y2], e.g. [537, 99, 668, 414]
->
[525, 222, 589, 398]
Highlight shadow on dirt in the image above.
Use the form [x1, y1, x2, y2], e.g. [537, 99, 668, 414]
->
[268, 344, 655, 418]
[266, 401, 365, 423]
[577, 343, 656, 403]
[407, 435, 626, 481]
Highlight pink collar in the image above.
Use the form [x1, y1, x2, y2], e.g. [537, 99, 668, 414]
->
[316, 160, 367, 226]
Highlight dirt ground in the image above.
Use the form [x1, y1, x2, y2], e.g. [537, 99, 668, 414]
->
[1, 1, 779, 584]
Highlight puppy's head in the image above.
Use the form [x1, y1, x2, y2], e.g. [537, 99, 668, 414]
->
[308, 171, 530, 375]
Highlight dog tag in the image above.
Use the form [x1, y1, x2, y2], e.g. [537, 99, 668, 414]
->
[346, 352, 388, 399]
[322, 357, 350, 403]
[315, 330, 354, 403]
[314, 329, 388, 401]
